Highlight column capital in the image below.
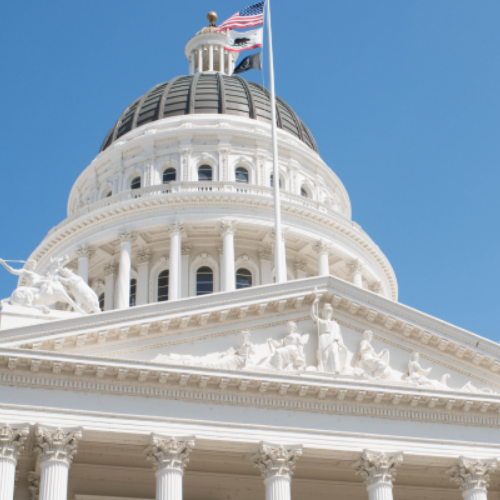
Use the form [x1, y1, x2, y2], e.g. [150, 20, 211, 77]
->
[314, 239, 329, 254]
[0, 423, 29, 463]
[348, 258, 363, 274]
[353, 450, 403, 488]
[145, 435, 195, 473]
[220, 220, 237, 235]
[104, 263, 117, 276]
[259, 246, 273, 262]
[369, 281, 383, 294]
[137, 248, 151, 264]
[447, 457, 498, 494]
[119, 230, 137, 244]
[168, 222, 184, 234]
[35, 426, 83, 467]
[253, 442, 302, 481]
[76, 244, 95, 259]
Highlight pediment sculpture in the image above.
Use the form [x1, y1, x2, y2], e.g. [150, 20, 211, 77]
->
[0, 257, 100, 315]
[154, 308, 498, 396]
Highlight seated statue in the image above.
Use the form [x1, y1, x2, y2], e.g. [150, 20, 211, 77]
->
[356, 330, 393, 380]
[406, 352, 450, 389]
[259, 321, 309, 371]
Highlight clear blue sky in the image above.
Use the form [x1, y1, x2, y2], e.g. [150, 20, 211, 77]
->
[1, 1, 499, 341]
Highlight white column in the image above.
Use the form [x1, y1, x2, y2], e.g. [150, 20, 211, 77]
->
[221, 221, 237, 292]
[229, 53, 235, 75]
[253, 443, 302, 500]
[0, 424, 29, 500]
[189, 53, 195, 75]
[116, 231, 136, 309]
[168, 222, 183, 301]
[137, 248, 150, 306]
[76, 245, 94, 285]
[145, 435, 195, 500]
[198, 48, 203, 73]
[209, 45, 214, 71]
[354, 450, 403, 500]
[36, 427, 82, 500]
[349, 259, 363, 288]
[220, 48, 225, 74]
[447, 457, 497, 500]
[259, 247, 273, 285]
[181, 244, 191, 298]
[315, 240, 330, 276]
[104, 263, 116, 311]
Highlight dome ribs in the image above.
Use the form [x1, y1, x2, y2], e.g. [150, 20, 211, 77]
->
[234, 76, 257, 120]
[100, 76, 317, 152]
[187, 72, 202, 115]
[159, 76, 183, 120]
[216, 73, 227, 114]
[194, 74, 220, 114]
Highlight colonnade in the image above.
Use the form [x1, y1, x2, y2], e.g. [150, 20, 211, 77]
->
[76, 223, 374, 311]
[0, 424, 497, 500]
[188, 44, 236, 76]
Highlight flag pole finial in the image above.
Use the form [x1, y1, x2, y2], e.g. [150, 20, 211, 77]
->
[207, 12, 218, 26]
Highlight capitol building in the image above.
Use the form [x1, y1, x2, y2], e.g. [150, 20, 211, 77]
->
[0, 13, 499, 500]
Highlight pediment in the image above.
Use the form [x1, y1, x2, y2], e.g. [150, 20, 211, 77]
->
[0, 277, 499, 407]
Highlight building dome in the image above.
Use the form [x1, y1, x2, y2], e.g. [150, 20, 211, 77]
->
[100, 74, 318, 153]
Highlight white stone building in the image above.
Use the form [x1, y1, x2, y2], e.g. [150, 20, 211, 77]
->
[0, 14, 499, 500]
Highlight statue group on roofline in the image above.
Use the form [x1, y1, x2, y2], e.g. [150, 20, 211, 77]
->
[0, 257, 101, 315]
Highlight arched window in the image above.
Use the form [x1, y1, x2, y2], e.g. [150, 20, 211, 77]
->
[270, 174, 282, 189]
[130, 279, 137, 307]
[130, 177, 141, 190]
[236, 268, 252, 289]
[158, 270, 169, 302]
[98, 293, 105, 310]
[301, 186, 309, 197]
[196, 266, 213, 295]
[163, 168, 176, 184]
[198, 165, 213, 181]
[235, 167, 249, 184]
[105, 190, 112, 198]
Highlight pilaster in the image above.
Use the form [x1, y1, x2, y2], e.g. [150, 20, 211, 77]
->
[137, 248, 151, 306]
[259, 247, 273, 285]
[181, 244, 192, 298]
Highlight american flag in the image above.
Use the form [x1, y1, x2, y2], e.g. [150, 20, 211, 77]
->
[215, 2, 265, 32]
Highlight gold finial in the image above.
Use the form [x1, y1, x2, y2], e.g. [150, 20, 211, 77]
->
[207, 12, 218, 26]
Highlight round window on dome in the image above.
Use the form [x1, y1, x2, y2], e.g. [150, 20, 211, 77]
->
[130, 177, 141, 190]
[235, 167, 249, 184]
[198, 165, 213, 181]
[163, 168, 176, 184]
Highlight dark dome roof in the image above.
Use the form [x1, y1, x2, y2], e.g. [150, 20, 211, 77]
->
[100, 74, 318, 153]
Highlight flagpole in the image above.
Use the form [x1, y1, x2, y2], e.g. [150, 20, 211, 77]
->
[266, 0, 286, 283]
